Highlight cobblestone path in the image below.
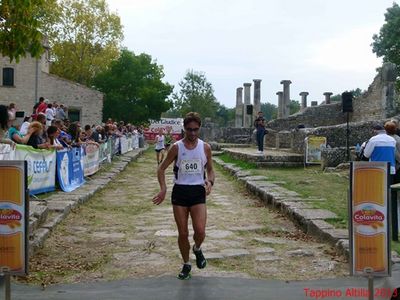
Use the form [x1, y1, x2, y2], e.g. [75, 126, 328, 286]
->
[28, 150, 349, 284]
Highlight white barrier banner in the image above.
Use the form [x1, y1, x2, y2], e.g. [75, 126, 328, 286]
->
[120, 136, 129, 154]
[132, 134, 139, 149]
[13, 145, 56, 195]
[0, 143, 15, 160]
[83, 143, 100, 176]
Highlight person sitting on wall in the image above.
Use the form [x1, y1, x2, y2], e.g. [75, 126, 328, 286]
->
[253, 111, 266, 154]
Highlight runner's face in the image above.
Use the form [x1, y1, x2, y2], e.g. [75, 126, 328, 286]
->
[184, 121, 200, 142]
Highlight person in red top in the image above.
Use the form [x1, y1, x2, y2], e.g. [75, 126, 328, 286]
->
[36, 98, 48, 115]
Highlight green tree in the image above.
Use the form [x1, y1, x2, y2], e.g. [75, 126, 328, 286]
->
[331, 88, 364, 102]
[42, 0, 123, 86]
[215, 104, 235, 127]
[172, 70, 219, 120]
[372, 3, 400, 66]
[289, 100, 301, 115]
[0, 0, 44, 62]
[92, 49, 173, 123]
[261, 102, 277, 121]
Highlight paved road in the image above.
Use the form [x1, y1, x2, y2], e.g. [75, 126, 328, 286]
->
[7, 266, 400, 300]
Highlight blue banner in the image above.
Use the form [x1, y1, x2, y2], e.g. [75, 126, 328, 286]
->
[56, 148, 85, 192]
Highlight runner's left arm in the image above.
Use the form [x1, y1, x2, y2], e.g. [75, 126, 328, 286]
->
[204, 143, 215, 195]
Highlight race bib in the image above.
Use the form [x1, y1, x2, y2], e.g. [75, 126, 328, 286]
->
[180, 159, 202, 175]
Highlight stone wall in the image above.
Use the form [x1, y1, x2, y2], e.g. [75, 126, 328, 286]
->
[267, 103, 345, 131]
[266, 119, 395, 154]
[0, 52, 103, 126]
[266, 63, 398, 132]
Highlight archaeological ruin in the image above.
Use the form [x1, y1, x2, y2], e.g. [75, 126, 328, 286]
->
[201, 62, 399, 168]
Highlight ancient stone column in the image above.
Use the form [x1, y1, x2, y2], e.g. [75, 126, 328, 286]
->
[243, 83, 252, 128]
[253, 79, 262, 116]
[323, 92, 333, 104]
[235, 87, 243, 127]
[280, 80, 292, 118]
[311, 101, 318, 107]
[299, 92, 309, 110]
[276, 91, 283, 118]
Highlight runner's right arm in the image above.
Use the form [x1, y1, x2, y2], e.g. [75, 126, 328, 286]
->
[152, 143, 178, 205]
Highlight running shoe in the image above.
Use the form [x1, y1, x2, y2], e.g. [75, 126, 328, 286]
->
[193, 245, 207, 269]
[177, 264, 191, 280]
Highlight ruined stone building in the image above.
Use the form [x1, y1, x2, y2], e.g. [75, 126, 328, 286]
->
[0, 43, 103, 126]
[202, 62, 399, 163]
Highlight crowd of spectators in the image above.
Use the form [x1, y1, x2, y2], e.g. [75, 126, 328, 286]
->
[0, 97, 145, 151]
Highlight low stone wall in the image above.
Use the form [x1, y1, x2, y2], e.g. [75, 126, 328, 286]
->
[321, 147, 348, 169]
[267, 103, 345, 131]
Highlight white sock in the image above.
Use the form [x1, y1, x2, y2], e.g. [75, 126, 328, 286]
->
[193, 245, 201, 251]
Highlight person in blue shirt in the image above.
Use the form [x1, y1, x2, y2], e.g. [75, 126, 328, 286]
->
[363, 124, 396, 174]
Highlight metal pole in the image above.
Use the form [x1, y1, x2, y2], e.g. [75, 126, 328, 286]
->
[368, 275, 374, 300]
[5, 275, 10, 300]
[346, 112, 350, 161]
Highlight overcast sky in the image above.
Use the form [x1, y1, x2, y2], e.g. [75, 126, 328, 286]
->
[107, 0, 395, 109]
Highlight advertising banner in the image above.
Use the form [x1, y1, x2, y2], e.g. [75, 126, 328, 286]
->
[56, 148, 85, 192]
[132, 134, 139, 149]
[13, 145, 56, 195]
[144, 118, 183, 141]
[99, 140, 112, 164]
[0, 161, 29, 275]
[120, 136, 129, 154]
[350, 161, 391, 277]
[305, 136, 327, 164]
[83, 143, 100, 176]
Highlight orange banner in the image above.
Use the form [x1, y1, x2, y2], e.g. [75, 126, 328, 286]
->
[0, 162, 28, 275]
[350, 162, 390, 277]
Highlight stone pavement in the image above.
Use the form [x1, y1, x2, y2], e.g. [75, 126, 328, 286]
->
[8, 146, 399, 299]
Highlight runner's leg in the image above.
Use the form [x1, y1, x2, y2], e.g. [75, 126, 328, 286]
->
[190, 203, 207, 248]
[173, 205, 191, 262]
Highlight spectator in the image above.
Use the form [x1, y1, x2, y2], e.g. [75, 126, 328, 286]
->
[36, 98, 48, 116]
[19, 116, 31, 135]
[47, 126, 64, 150]
[54, 119, 71, 147]
[45, 103, 55, 126]
[55, 104, 67, 120]
[36, 113, 48, 141]
[0, 104, 15, 147]
[363, 124, 396, 174]
[26, 121, 49, 149]
[7, 124, 34, 145]
[32, 97, 44, 117]
[68, 122, 82, 147]
[7, 103, 16, 125]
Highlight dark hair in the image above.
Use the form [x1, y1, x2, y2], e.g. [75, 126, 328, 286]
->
[39, 97, 44, 102]
[84, 124, 91, 131]
[0, 104, 9, 130]
[36, 113, 46, 123]
[183, 112, 201, 128]
[68, 122, 80, 142]
[47, 126, 58, 144]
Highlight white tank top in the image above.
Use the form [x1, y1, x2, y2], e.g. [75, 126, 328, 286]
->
[174, 139, 207, 185]
[155, 134, 165, 150]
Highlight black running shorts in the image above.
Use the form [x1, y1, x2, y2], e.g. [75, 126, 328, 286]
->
[171, 184, 206, 207]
